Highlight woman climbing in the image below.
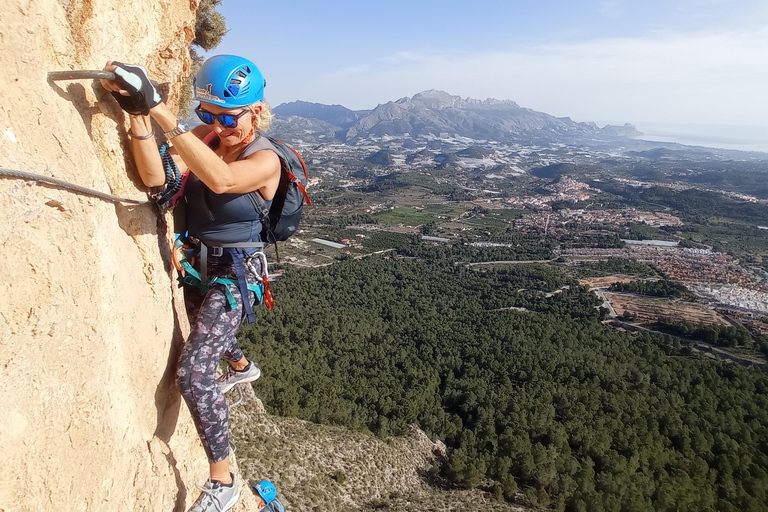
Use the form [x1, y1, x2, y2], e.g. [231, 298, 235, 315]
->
[101, 55, 281, 512]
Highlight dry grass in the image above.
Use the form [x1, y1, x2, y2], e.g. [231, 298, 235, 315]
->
[579, 276, 637, 289]
[605, 293, 730, 326]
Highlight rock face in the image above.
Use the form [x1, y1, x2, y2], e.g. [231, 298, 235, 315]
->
[229, 386, 524, 511]
[0, 2, 258, 511]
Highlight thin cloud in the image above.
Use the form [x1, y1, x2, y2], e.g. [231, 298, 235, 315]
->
[299, 27, 768, 125]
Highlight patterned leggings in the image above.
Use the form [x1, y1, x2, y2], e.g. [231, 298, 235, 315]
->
[177, 267, 257, 463]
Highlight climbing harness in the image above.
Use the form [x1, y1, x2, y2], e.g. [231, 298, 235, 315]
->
[172, 238, 275, 322]
[0, 167, 151, 205]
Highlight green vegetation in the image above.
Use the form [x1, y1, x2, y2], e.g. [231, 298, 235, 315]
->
[309, 190, 372, 207]
[180, 0, 227, 112]
[635, 187, 768, 225]
[310, 213, 378, 229]
[193, 0, 227, 49]
[364, 172, 460, 196]
[241, 256, 768, 511]
[657, 317, 768, 354]
[683, 169, 768, 199]
[460, 208, 525, 232]
[560, 232, 625, 249]
[664, 222, 768, 261]
[373, 206, 448, 227]
[577, 182, 768, 262]
[402, 235, 556, 263]
[574, 258, 658, 278]
[530, 163, 600, 179]
[353, 231, 414, 252]
[609, 279, 691, 299]
[622, 223, 662, 241]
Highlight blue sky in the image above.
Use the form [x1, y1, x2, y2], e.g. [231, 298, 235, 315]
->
[206, 0, 768, 127]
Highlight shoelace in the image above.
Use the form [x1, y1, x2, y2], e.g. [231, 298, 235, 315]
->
[192, 482, 225, 512]
[217, 365, 237, 384]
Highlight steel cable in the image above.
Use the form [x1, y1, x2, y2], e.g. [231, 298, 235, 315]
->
[0, 167, 151, 205]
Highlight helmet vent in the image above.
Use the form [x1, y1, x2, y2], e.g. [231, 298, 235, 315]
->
[236, 70, 247, 79]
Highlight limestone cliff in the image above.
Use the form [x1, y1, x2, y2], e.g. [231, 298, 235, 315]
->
[0, 1, 257, 510]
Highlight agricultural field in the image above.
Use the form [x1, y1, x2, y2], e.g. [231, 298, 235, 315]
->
[579, 276, 638, 289]
[372, 202, 469, 227]
[605, 292, 730, 326]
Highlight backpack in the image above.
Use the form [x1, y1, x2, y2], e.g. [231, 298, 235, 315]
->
[250, 136, 311, 242]
[158, 134, 311, 243]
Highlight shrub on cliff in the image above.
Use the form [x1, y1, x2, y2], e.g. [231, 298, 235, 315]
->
[179, 0, 227, 113]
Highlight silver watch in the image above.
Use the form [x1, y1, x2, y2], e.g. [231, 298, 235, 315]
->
[163, 119, 189, 139]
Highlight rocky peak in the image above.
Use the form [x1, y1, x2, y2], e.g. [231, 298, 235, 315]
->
[410, 89, 465, 109]
[601, 123, 643, 137]
[405, 90, 520, 110]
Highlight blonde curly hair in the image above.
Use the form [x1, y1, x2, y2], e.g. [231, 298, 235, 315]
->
[251, 100, 274, 133]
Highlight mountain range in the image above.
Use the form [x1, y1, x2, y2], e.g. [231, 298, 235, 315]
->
[272, 90, 641, 143]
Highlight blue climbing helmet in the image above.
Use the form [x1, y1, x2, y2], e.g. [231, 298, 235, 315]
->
[193, 55, 266, 108]
[254, 480, 277, 503]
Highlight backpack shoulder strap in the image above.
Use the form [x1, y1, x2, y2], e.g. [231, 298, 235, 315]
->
[234, 136, 278, 237]
[237, 135, 278, 160]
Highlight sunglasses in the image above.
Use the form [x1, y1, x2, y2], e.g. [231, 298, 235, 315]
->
[195, 106, 250, 128]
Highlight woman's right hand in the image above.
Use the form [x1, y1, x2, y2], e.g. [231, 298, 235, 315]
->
[100, 61, 162, 116]
[100, 62, 128, 96]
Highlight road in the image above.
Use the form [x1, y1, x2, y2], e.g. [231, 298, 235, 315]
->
[466, 259, 555, 266]
[609, 320, 767, 369]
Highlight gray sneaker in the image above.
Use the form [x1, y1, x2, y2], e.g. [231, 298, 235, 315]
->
[216, 362, 261, 394]
[188, 474, 240, 512]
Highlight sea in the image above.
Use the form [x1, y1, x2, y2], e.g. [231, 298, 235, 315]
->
[632, 123, 768, 154]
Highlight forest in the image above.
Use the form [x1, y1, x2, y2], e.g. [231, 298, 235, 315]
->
[240, 253, 768, 511]
[656, 317, 768, 354]
[631, 187, 768, 225]
[573, 258, 658, 278]
[609, 280, 691, 299]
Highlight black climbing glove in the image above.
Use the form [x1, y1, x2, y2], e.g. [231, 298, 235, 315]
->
[110, 61, 162, 116]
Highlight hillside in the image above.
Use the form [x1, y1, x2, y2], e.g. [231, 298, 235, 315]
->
[230, 385, 528, 511]
[274, 100, 370, 128]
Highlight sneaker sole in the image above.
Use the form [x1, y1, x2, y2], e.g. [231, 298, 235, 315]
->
[219, 368, 261, 394]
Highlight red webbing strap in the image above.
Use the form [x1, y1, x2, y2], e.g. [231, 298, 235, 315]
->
[202, 131, 218, 145]
[286, 170, 312, 205]
[273, 138, 309, 181]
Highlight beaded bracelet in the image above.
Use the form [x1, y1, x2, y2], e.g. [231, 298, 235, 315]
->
[128, 129, 155, 140]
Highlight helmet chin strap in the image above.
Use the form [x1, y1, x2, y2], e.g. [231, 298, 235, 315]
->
[241, 105, 259, 144]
